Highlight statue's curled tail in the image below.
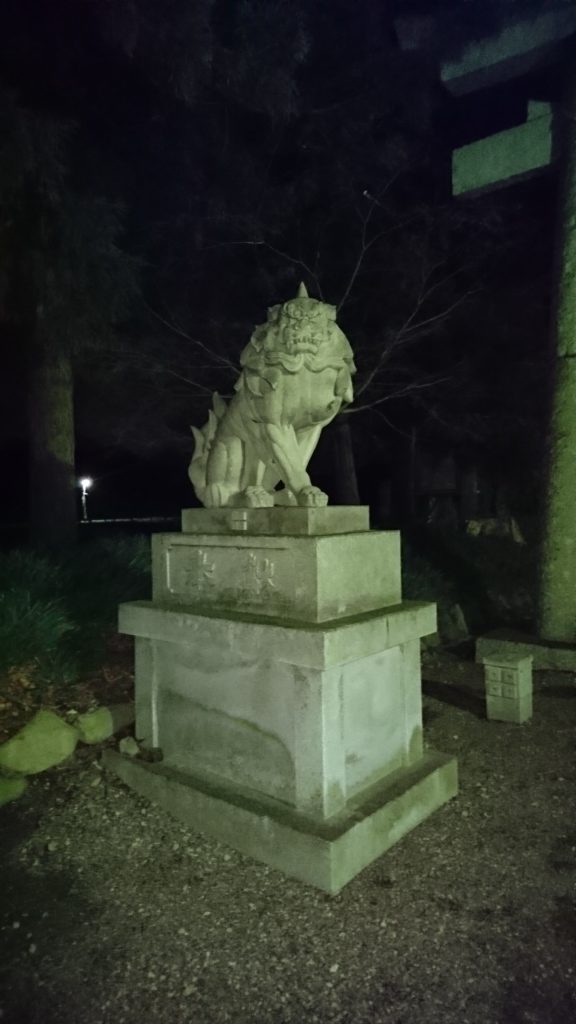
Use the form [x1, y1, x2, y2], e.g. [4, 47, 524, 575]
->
[188, 392, 228, 505]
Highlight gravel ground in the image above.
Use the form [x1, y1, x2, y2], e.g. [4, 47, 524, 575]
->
[1, 654, 575, 1024]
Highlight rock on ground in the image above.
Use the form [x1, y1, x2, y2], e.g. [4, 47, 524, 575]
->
[76, 704, 135, 745]
[0, 711, 78, 775]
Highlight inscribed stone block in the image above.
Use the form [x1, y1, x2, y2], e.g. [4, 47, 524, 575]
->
[152, 529, 401, 623]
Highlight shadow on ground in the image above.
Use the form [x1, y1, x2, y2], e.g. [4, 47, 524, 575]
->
[423, 679, 486, 719]
[0, 798, 100, 1024]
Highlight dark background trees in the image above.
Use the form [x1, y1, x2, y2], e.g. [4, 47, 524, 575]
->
[0, 0, 554, 542]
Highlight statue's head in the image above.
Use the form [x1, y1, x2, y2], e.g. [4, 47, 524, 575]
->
[278, 281, 333, 317]
[241, 283, 355, 376]
[268, 282, 334, 330]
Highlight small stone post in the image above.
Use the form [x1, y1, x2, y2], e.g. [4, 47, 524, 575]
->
[483, 655, 533, 724]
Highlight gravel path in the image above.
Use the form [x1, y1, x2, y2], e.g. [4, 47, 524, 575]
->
[1, 657, 575, 1024]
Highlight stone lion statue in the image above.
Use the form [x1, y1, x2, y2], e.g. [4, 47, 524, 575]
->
[189, 283, 356, 508]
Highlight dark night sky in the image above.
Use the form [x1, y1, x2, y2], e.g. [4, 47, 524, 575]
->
[0, 0, 566, 526]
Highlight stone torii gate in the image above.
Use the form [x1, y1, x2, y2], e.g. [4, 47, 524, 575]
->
[397, 7, 576, 664]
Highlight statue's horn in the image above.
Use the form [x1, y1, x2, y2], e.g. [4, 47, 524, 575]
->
[297, 281, 309, 298]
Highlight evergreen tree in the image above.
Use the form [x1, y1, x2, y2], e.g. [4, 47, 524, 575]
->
[0, 89, 138, 548]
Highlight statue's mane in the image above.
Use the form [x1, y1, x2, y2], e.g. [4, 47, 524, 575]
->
[238, 293, 355, 380]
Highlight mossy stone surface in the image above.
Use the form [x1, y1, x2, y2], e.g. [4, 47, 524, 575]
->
[0, 710, 78, 775]
[76, 704, 135, 745]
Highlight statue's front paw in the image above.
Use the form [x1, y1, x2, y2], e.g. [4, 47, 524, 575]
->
[297, 486, 328, 508]
[242, 486, 275, 508]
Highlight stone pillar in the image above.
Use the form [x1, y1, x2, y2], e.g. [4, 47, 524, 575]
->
[538, 68, 576, 642]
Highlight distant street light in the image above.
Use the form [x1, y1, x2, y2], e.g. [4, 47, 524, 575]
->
[79, 477, 94, 521]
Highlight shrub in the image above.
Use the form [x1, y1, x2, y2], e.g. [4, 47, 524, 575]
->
[438, 531, 536, 629]
[0, 588, 74, 677]
[0, 549, 67, 600]
[402, 528, 536, 634]
[402, 540, 457, 605]
[62, 535, 151, 625]
[401, 538, 459, 637]
[0, 535, 151, 687]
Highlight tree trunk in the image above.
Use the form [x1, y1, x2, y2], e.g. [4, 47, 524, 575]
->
[28, 336, 77, 550]
[407, 424, 418, 524]
[538, 67, 576, 642]
[331, 415, 360, 505]
[459, 463, 480, 522]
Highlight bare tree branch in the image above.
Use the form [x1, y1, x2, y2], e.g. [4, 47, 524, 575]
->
[346, 375, 450, 415]
[200, 238, 323, 298]
[336, 184, 403, 313]
[397, 290, 476, 338]
[264, 242, 324, 298]
[353, 270, 476, 402]
[146, 304, 238, 373]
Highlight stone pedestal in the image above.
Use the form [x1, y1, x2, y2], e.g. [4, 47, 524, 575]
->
[106, 507, 457, 892]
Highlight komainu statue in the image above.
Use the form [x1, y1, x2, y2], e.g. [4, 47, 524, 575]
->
[189, 284, 356, 508]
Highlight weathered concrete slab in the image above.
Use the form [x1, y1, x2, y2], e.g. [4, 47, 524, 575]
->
[182, 505, 370, 536]
[395, 10, 576, 95]
[453, 104, 553, 197]
[152, 529, 401, 623]
[103, 749, 458, 894]
[477, 630, 576, 672]
[119, 599, 437, 669]
[131, 633, 426, 819]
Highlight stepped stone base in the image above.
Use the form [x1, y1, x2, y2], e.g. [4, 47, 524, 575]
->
[103, 748, 457, 894]
[111, 506, 458, 891]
